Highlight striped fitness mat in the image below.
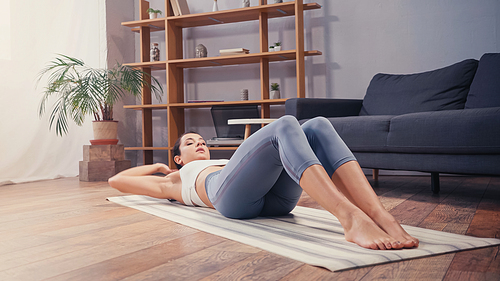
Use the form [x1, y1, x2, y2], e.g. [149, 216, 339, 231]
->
[107, 195, 500, 272]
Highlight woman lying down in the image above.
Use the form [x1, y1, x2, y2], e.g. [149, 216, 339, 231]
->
[109, 116, 419, 250]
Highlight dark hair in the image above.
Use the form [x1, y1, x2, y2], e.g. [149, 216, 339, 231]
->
[172, 131, 200, 169]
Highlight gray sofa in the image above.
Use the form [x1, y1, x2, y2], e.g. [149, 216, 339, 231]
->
[285, 53, 500, 193]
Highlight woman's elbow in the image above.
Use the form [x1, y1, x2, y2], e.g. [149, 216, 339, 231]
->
[108, 175, 122, 191]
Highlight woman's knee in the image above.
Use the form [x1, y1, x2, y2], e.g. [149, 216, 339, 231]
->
[275, 115, 302, 135]
[303, 116, 331, 128]
[279, 115, 300, 126]
[302, 116, 336, 136]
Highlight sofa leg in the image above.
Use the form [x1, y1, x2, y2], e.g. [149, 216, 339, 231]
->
[431, 172, 440, 194]
[372, 169, 379, 181]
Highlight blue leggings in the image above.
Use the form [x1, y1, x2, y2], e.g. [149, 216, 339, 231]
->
[205, 115, 356, 219]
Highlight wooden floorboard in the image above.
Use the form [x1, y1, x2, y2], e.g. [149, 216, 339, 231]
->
[122, 241, 261, 281]
[443, 177, 500, 280]
[1, 176, 499, 280]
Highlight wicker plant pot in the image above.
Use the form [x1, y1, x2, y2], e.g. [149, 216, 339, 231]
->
[91, 121, 118, 145]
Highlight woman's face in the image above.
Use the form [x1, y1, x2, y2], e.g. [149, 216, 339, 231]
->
[174, 133, 210, 167]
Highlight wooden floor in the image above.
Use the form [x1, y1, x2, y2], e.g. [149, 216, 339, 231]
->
[1, 175, 499, 280]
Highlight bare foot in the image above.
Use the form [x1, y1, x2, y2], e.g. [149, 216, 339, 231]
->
[370, 209, 419, 248]
[342, 211, 404, 250]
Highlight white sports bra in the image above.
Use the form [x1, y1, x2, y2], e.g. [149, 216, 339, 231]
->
[179, 159, 229, 207]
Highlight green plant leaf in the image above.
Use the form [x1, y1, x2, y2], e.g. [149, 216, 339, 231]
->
[37, 54, 164, 135]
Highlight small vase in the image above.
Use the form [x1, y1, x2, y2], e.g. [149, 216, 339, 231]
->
[270, 90, 280, 99]
[213, 0, 219, 12]
[149, 13, 157, 19]
[241, 89, 249, 100]
[274, 46, 281, 51]
[150, 43, 160, 61]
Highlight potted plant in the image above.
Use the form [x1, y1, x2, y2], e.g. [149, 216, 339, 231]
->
[270, 83, 280, 99]
[37, 54, 163, 143]
[147, 8, 162, 19]
[269, 45, 275, 52]
[274, 42, 282, 51]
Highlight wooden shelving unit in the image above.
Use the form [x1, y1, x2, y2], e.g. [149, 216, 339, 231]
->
[122, 0, 322, 166]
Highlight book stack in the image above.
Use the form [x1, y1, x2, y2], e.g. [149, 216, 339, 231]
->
[170, 0, 190, 16]
[219, 48, 250, 56]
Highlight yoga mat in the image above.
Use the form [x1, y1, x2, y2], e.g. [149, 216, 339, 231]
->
[108, 195, 500, 272]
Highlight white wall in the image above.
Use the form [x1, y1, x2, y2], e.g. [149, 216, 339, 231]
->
[128, 0, 499, 165]
[0, 0, 107, 184]
[326, 0, 500, 98]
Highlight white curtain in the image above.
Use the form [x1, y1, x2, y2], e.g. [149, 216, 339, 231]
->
[0, 0, 107, 185]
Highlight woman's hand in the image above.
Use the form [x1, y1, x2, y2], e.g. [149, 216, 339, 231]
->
[155, 163, 176, 175]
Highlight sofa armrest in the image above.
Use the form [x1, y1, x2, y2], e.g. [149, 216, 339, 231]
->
[285, 98, 363, 120]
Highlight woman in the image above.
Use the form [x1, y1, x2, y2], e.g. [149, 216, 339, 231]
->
[109, 116, 419, 250]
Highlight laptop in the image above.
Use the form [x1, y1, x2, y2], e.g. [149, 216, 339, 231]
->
[206, 105, 261, 147]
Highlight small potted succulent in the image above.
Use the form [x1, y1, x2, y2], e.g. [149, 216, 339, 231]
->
[274, 42, 282, 51]
[147, 8, 162, 19]
[270, 83, 280, 99]
[269, 45, 275, 52]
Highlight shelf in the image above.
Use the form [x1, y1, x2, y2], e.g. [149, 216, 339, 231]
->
[122, 2, 321, 30]
[124, 60, 168, 70]
[124, 50, 322, 70]
[122, 18, 166, 32]
[172, 50, 322, 68]
[172, 99, 287, 108]
[168, 2, 321, 28]
[124, 99, 288, 110]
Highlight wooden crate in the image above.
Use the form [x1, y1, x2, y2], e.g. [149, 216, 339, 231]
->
[79, 145, 131, 182]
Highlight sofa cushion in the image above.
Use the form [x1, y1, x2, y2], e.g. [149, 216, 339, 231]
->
[465, 53, 500, 109]
[325, 115, 394, 152]
[354, 152, 500, 176]
[386, 107, 500, 154]
[360, 59, 479, 116]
